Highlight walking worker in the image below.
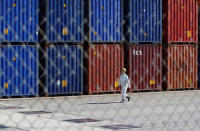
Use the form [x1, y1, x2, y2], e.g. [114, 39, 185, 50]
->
[119, 68, 131, 102]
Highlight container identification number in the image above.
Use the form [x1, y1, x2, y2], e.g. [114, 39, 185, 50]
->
[133, 50, 142, 56]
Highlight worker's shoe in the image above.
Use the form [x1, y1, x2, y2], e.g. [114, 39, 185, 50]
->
[121, 99, 125, 103]
[127, 96, 131, 102]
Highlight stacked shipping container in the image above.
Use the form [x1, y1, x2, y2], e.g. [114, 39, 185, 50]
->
[163, 45, 197, 90]
[0, 45, 39, 97]
[84, 0, 124, 94]
[128, 0, 162, 43]
[163, 0, 198, 44]
[46, 45, 83, 95]
[0, 0, 199, 97]
[89, 0, 123, 42]
[128, 45, 162, 91]
[0, 0, 39, 97]
[0, 0, 39, 42]
[127, 0, 162, 92]
[45, 0, 83, 42]
[162, 0, 198, 90]
[43, 0, 84, 95]
[84, 44, 124, 94]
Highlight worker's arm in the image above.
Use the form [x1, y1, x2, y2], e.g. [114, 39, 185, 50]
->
[127, 76, 131, 88]
[119, 75, 122, 86]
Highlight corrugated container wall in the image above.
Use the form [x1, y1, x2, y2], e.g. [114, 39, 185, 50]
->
[46, 0, 83, 42]
[128, 45, 162, 91]
[163, 0, 198, 44]
[198, 46, 200, 89]
[46, 45, 83, 95]
[89, 0, 123, 42]
[129, 0, 162, 43]
[0, 0, 39, 42]
[84, 44, 124, 94]
[163, 45, 197, 90]
[0, 45, 39, 97]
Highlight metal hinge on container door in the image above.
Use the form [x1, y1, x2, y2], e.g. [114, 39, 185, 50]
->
[187, 30, 191, 37]
[4, 83, 8, 89]
[4, 28, 8, 35]
[63, 28, 68, 35]
[62, 80, 67, 87]
[150, 80, 155, 85]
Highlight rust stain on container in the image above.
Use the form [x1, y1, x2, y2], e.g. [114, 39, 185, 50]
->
[128, 45, 162, 92]
[163, 44, 197, 90]
[84, 44, 124, 94]
[163, 0, 198, 44]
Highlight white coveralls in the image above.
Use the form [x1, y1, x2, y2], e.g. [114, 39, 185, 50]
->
[119, 73, 131, 100]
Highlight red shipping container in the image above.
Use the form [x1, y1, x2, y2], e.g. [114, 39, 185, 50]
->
[163, 0, 198, 44]
[128, 45, 162, 92]
[163, 44, 197, 90]
[84, 44, 124, 94]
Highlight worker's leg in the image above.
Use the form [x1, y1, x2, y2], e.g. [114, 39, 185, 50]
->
[125, 88, 131, 102]
[122, 86, 128, 100]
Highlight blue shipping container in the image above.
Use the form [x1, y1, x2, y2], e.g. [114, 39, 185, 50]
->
[46, 0, 83, 42]
[129, 0, 162, 43]
[0, 0, 39, 42]
[46, 45, 83, 95]
[0, 45, 39, 97]
[89, 0, 123, 42]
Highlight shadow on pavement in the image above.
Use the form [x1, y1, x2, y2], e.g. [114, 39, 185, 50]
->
[83, 102, 122, 105]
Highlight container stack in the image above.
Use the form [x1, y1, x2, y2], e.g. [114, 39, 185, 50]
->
[44, 0, 84, 95]
[0, 0, 39, 97]
[126, 0, 162, 92]
[162, 0, 198, 90]
[84, 0, 124, 94]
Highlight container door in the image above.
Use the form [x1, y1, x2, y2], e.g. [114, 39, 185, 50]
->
[47, 46, 71, 94]
[90, 0, 122, 42]
[47, 47, 62, 94]
[0, 0, 38, 42]
[0, 47, 10, 96]
[22, 46, 38, 96]
[60, 46, 71, 94]
[61, 46, 81, 94]
[47, 0, 83, 42]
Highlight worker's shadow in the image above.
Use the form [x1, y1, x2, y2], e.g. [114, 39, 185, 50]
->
[84, 102, 122, 105]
